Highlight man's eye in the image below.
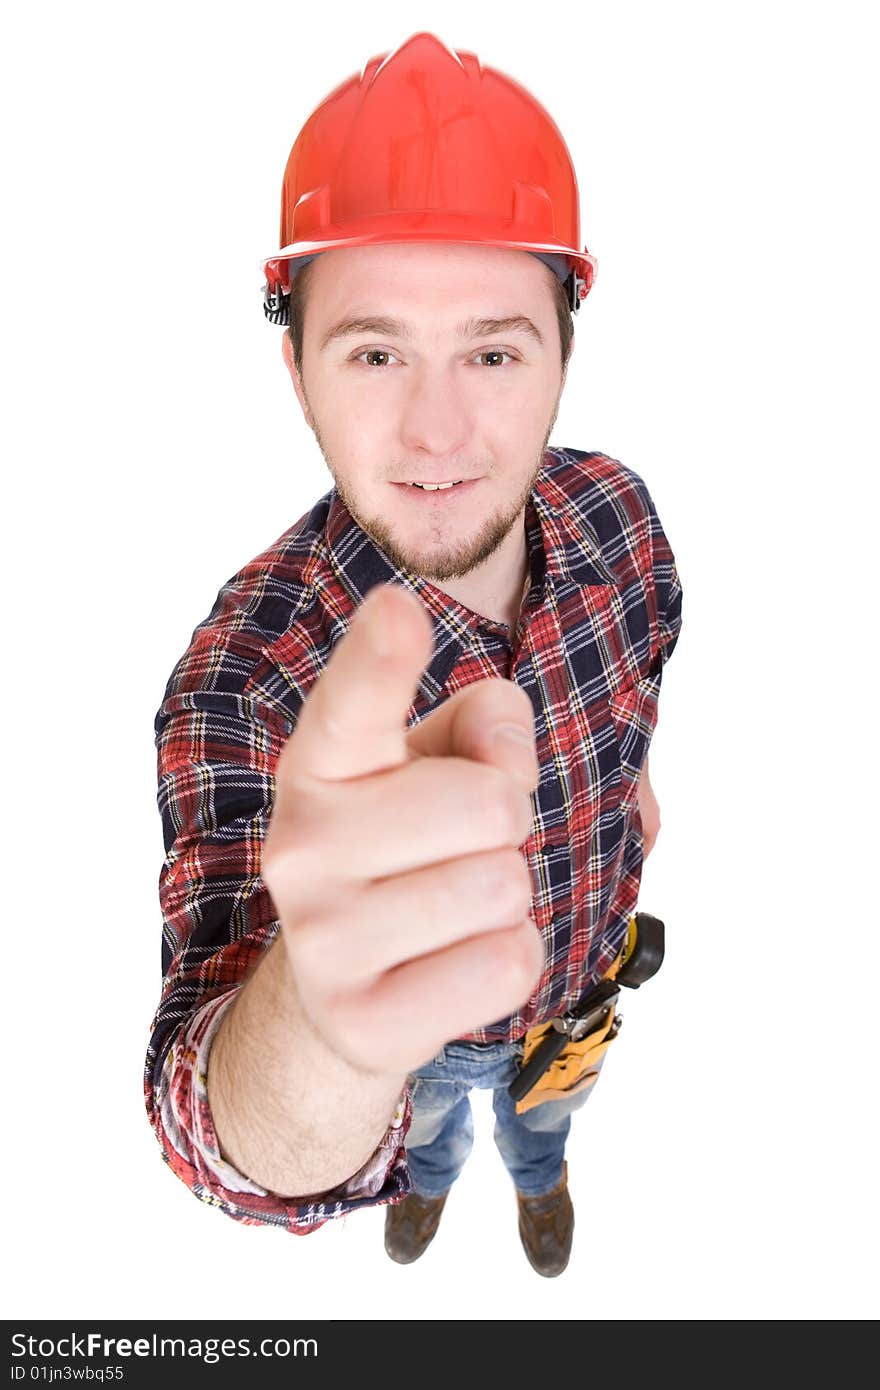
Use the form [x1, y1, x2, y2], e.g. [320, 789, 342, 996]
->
[475, 350, 514, 367]
[355, 349, 399, 368]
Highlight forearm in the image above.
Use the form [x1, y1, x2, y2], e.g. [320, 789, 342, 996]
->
[207, 932, 407, 1197]
[637, 754, 660, 857]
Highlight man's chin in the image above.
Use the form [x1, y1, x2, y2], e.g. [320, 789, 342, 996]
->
[336, 480, 526, 584]
[361, 524, 485, 585]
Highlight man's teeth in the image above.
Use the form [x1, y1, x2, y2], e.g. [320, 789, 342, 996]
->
[407, 481, 462, 490]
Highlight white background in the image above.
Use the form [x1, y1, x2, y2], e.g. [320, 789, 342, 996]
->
[3, 0, 877, 1323]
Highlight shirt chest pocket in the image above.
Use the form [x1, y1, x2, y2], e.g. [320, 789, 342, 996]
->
[606, 659, 663, 813]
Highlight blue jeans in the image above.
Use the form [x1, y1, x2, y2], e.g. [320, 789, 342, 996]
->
[405, 1037, 606, 1199]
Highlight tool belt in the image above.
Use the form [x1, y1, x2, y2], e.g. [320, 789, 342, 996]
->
[508, 911, 664, 1115]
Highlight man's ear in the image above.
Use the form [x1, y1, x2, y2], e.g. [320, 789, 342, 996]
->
[555, 336, 573, 395]
[281, 328, 297, 382]
[281, 331, 315, 430]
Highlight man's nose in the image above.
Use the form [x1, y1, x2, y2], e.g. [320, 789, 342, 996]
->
[397, 365, 471, 457]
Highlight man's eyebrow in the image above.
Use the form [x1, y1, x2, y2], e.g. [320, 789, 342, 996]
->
[319, 314, 545, 351]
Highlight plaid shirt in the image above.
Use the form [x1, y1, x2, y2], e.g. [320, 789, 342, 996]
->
[144, 446, 683, 1234]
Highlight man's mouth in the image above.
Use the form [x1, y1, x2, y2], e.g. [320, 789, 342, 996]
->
[391, 478, 480, 495]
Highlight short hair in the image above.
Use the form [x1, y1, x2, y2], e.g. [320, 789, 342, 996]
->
[286, 255, 574, 380]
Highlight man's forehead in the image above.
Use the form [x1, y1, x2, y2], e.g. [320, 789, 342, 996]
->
[312, 240, 548, 293]
[309, 245, 554, 345]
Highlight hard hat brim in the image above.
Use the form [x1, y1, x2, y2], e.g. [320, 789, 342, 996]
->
[262, 224, 595, 294]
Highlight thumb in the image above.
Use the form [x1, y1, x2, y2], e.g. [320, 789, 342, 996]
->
[279, 583, 435, 785]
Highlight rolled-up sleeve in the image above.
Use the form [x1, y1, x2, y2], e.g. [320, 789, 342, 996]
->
[156, 990, 413, 1232]
[144, 653, 414, 1232]
[635, 476, 684, 669]
[656, 557, 683, 665]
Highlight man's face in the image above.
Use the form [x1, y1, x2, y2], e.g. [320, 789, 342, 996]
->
[283, 242, 571, 584]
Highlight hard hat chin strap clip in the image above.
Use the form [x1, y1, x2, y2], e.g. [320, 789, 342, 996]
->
[263, 280, 291, 326]
[567, 269, 588, 315]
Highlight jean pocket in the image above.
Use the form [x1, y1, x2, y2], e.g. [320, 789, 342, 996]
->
[406, 1054, 447, 1101]
[607, 658, 663, 813]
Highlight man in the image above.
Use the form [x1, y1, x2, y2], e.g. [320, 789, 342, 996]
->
[144, 31, 683, 1278]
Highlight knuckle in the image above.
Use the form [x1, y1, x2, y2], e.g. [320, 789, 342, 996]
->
[479, 675, 534, 727]
[261, 836, 311, 893]
[478, 771, 529, 844]
[484, 849, 532, 920]
[511, 683, 536, 727]
[319, 980, 366, 1043]
[505, 783, 532, 843]
[264, 787, 335, 874]
[285, 913, 332, 987]
[317, 701, 347, 745]
[507, 925, 544, 997]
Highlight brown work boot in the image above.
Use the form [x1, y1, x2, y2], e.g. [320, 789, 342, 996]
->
[516, 1160, 574, 1277]
[384, 1187, 449, 1264]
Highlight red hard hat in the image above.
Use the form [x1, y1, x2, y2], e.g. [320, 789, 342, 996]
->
[261, 31, 597, 324]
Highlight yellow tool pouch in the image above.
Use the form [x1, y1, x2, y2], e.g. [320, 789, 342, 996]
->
[513, 940, 626, 1116]
[514, 1004, 620, 1114]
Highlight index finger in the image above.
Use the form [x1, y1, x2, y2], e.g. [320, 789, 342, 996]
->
[278, 582, 435, 785]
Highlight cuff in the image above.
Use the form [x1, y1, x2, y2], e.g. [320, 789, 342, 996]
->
[155, 989, 413, 1233]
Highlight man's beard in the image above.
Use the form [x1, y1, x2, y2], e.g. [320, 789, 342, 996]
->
[307, 402, 561, 585]
[333, 464, 541, 584]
